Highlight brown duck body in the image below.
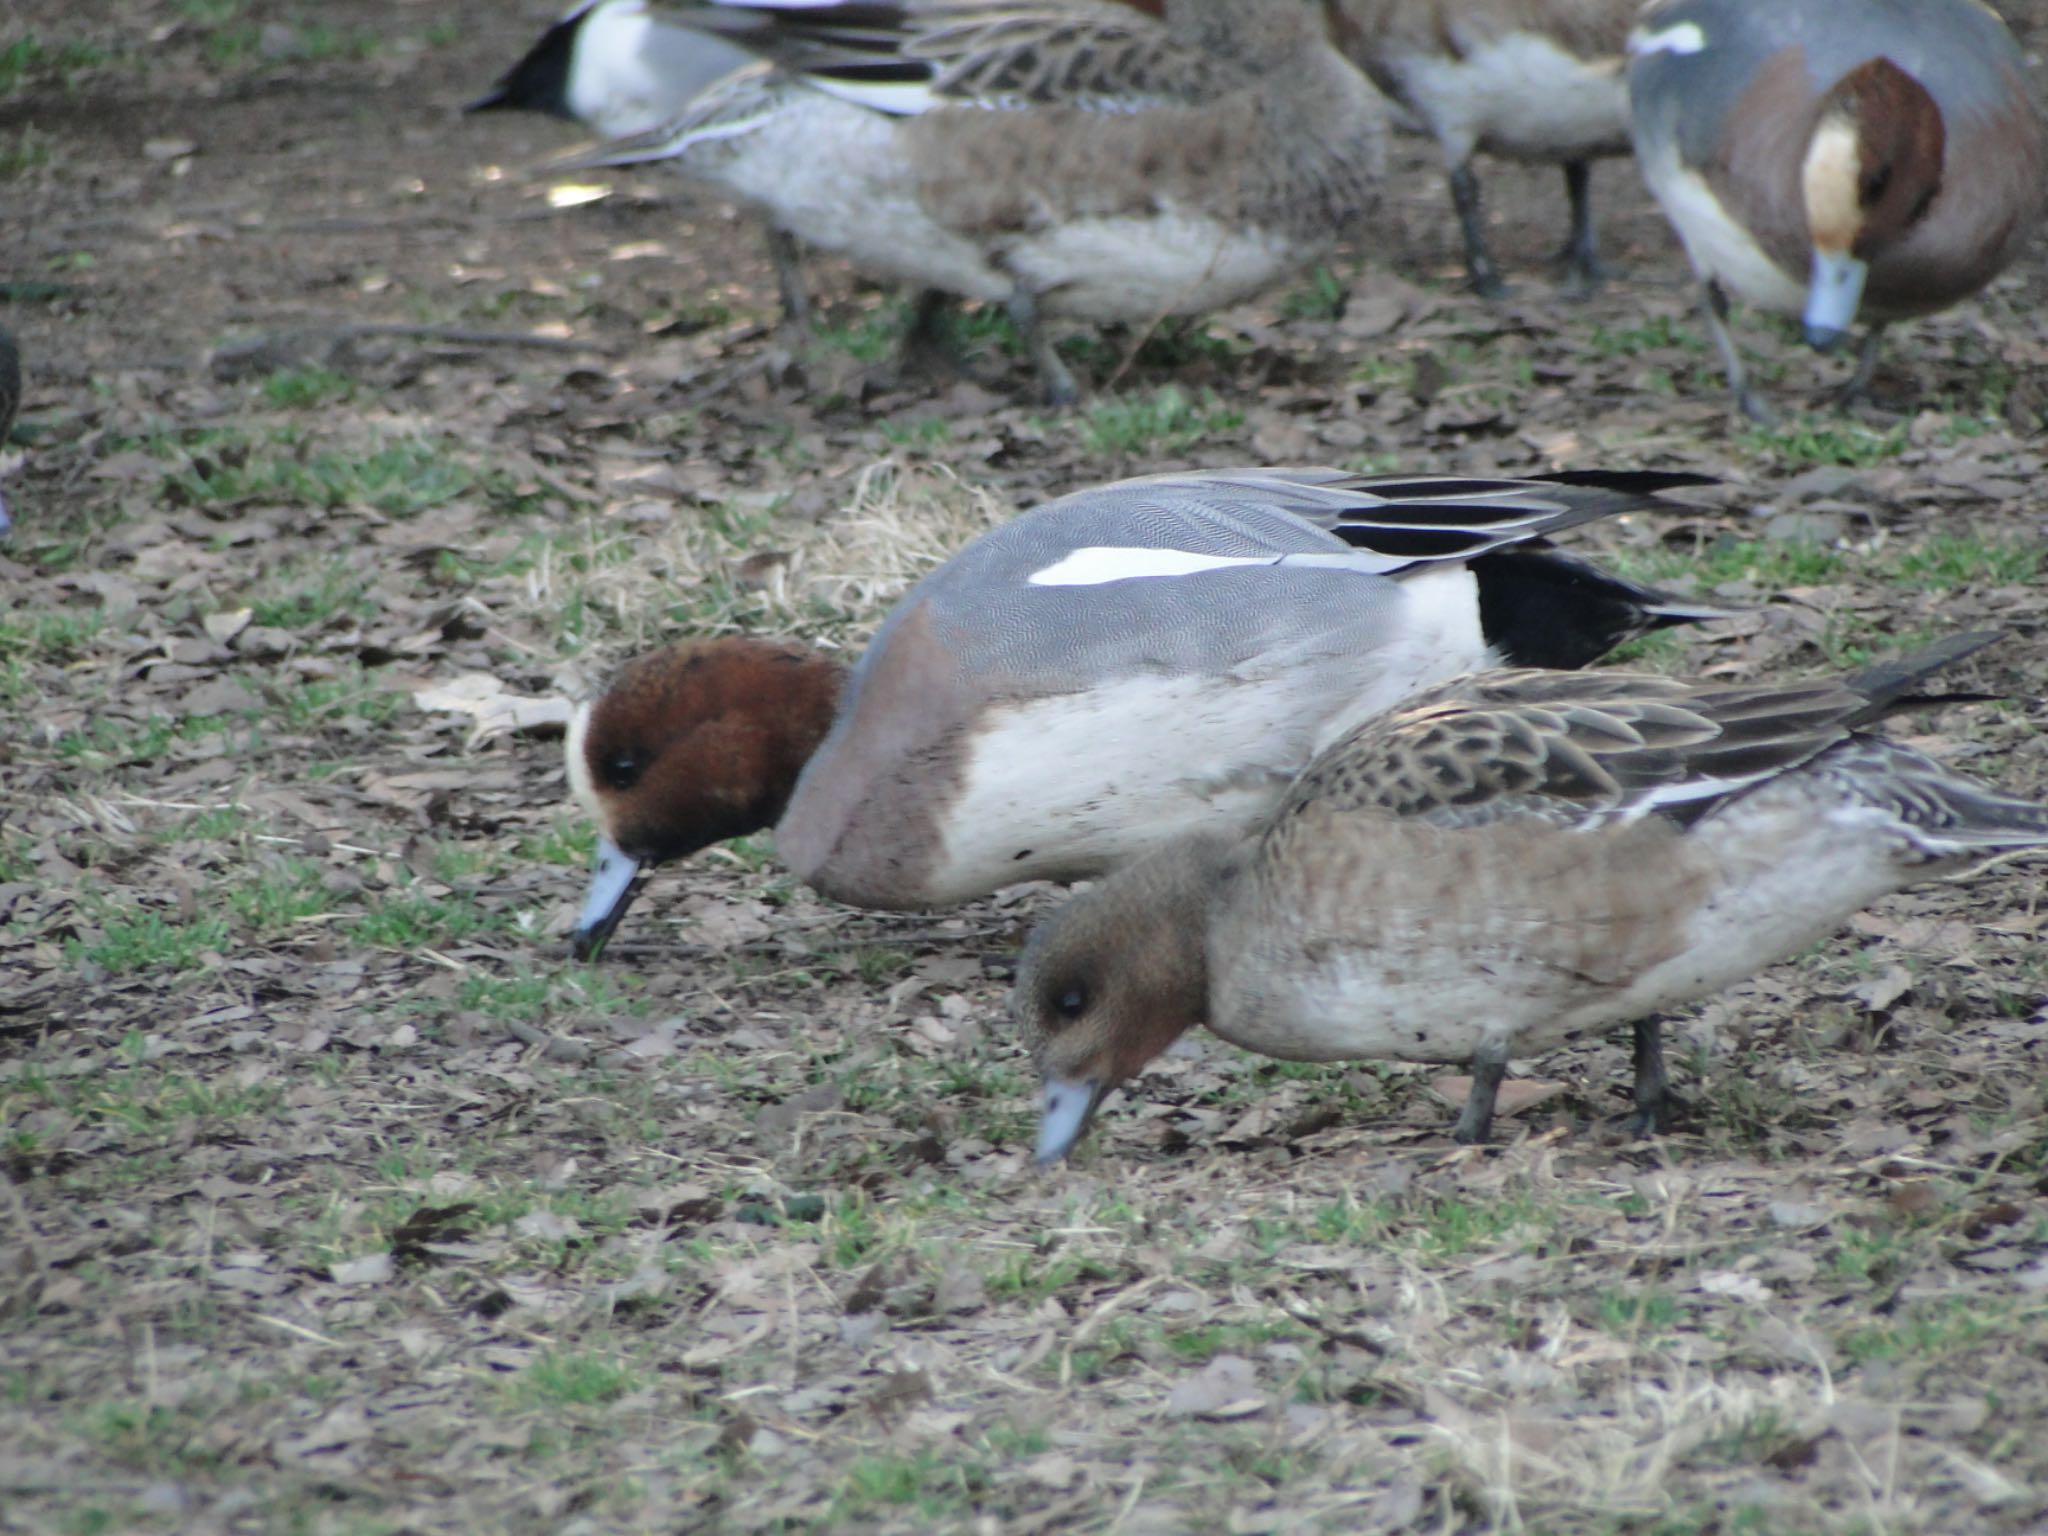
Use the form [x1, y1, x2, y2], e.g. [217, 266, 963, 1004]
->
[1020, 640, 2048, 1156]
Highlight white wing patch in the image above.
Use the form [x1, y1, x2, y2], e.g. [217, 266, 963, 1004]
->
[1027, 546, 1407, 587]
[1628, 20, 1706, 58]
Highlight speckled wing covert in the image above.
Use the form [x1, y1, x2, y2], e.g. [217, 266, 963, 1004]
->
[657, 0, 1251, 114]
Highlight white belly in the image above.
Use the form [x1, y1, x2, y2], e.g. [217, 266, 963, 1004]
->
[1395, 33, 1630, 165]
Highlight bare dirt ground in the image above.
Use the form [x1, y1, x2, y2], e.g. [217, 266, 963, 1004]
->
[3, 3, 2048, 1532]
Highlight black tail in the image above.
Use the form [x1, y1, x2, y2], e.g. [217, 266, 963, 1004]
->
[1843, 631, 2004, 722]
[467, 16, 579, 118]
[1471, 547, 1735, 671]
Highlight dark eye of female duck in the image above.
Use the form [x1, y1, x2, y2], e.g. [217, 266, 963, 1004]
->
[1859, 163, 1892, 208]
[601, 750, 643, 791]
[1054, 984, 1088, 1022]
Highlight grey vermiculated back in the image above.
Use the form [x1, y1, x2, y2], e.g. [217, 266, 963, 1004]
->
[857, 474, 1398, 697]
[1634, 0, 2034, 170]
[838, 471, 1635, 703]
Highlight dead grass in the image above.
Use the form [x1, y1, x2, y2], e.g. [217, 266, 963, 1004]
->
[3, 3, 2048, 1534]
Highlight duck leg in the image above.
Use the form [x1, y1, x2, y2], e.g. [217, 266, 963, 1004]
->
[1555, 160, 1605, 297]
[766, 227, 811, 329]
[1699, 278, 1774, 424]
[895, 287, 956, 377]
[1628, 1016, 1673, 1137]
[1008, 288, 1080, 407]
[1829, 323, 1889, 411]
[1452, 1039, 1510, 1144]
[1449, 160, 1508, 299]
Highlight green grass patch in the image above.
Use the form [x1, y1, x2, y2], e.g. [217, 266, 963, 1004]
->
[1079, 386, 1244, 455]
[67, 904, 230, 973]
[258, 366, 354, 409]
[226, 858, 332, 934]
[349, 887, 509, 949]
[513, 1351, 642, 1409]
[1736, 418, 1905, 468]
[163, 430, 482, 516]
[0, 35, 110, 95]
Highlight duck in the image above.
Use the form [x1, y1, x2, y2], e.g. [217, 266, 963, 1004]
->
[0, 323, 19, 538]
[1329, 0, 1638, 297]
[469, 0, 815, 324]
[470, 0, 755, 136]
[565, 466, 1721, 958]
[1020, 632, 2047, 1161]
[557, 0, 1393, 403]
[1626, 0, 2047, 420]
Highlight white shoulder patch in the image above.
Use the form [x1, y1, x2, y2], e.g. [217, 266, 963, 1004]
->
[1628, 20, 1706, 58]
[1027, 546, 1274, 586]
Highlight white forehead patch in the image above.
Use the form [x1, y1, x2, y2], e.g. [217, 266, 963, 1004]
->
[564, 699, 602, 822]
[1628, 20, 1706, 58]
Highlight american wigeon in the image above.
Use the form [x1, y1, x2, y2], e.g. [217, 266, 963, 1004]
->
[470, 0, 755, 137]
[566, 467, 1719, 957]
[1020, 634, 2046, 1160]
[0, 324, 18, 538]
[1627, 0, 2047, 419]
[470, 0, 815, 324]
[1330, 0, 1638, 296]
[560, 0, 1393, 402]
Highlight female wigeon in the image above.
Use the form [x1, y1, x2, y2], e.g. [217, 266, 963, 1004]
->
[1627, 0, 2047, 419]
[555, 0, 1392, 402]
[470, 0, 815, 324]
[567, 466, 1719, 957]
[1329, 0, 1638, 296]
[1019, 633, 2046, 1160]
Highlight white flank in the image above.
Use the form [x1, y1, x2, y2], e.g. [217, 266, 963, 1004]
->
[1308, 564, 1487, 753]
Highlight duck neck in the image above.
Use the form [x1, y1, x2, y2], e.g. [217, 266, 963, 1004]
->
[757, 649, 850, 826]
[1107, 832, 1237, 1076]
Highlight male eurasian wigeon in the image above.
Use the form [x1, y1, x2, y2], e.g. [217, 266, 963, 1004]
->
[1329, 0, 1638, 296]
[471, 0, 755, 136]
[1020, 633, 2046, 1160]
[1627, 0, 2047, 419]
[470, 0, 817, 324]
[566, 466, 1720, 957]
[556, 0, 1393, 402]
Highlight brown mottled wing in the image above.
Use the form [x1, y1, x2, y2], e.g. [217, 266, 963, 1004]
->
[908, 3, 1246, 106]
[669, 1, 1246, 110]
[1277, 668, 1874, 830]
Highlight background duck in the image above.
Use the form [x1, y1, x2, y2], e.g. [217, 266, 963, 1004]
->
[562, 0, 1393, 402]
[1021, 634, 2047, 1160]
[564, 467, 1717, 957]
[1330, 0, 1639, 296]
[1627, 0, 2047, 420]
[470, 0, 818, 324]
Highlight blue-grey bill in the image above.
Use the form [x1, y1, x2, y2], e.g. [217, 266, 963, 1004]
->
[570, 837, 642, 962]
[1802, 249, 1867, 352]
[1036, 1076, 1107, 1166]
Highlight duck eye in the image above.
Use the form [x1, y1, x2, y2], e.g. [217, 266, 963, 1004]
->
[601, 751, 642, 791]
[1055, 985, 1087, 1021]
